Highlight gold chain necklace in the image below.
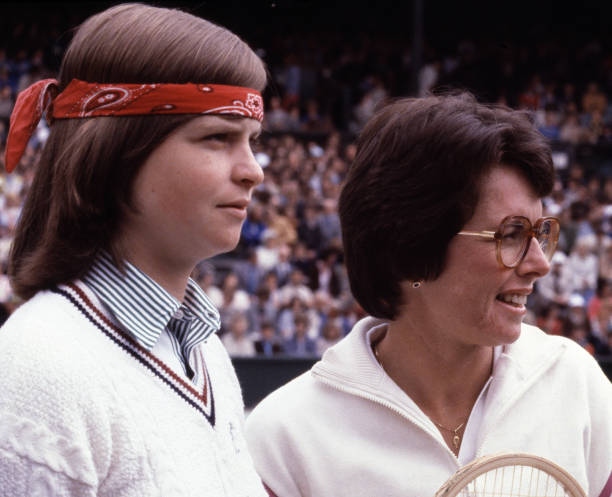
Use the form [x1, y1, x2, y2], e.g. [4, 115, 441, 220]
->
[433, 420, 465, 450]
[372, 340, 466, 451]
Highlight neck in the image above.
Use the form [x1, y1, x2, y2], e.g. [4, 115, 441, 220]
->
[115, 228, 196, 302]
[119, 246, 190, 302]
[376, 320, 494, 424]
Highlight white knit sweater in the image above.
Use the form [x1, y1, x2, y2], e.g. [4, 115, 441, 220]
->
[0, 281, 268, 497]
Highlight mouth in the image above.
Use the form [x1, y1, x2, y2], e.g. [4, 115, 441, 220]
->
[218, 204, 247, 210]
[496, 293, 529, 309]
[217, 199, 249, 209]
[217, 200, 249, 219]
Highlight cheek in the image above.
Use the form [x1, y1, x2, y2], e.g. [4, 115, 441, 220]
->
[158, 166, 218, 211]
[440, 248, 502, 310]
[132, 176, 178, 216]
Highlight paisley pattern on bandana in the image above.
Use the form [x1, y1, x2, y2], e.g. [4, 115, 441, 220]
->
[5, 78, 264, 172]
[80, 86, 154, 115]
[52, 80, 263, 121]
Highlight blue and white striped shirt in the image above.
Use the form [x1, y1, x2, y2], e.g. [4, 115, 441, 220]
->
[82, 251, 221, 382]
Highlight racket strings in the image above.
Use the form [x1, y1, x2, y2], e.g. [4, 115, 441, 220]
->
[456, 465, 571, 497]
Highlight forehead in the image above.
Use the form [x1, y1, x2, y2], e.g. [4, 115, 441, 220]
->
[183, 114, 262, 134]
[471, 165, 542, 225]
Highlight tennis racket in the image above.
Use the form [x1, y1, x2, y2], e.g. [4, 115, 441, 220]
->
[435, 453, 586, 497]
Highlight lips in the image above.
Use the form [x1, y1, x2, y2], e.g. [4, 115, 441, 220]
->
[217, 199, 249, 209]
[496, 293, 528, 307]
[216, 199, 250, 219]
[495, 286, 532, 308]
[217, 197, 251, 209]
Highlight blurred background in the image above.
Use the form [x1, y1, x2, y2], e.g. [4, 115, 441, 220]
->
[1, 1, 611, 402]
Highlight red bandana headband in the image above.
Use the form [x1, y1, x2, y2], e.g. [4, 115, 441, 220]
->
[5, 78, 264, 172]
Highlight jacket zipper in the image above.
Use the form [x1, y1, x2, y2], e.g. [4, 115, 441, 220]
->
[312, 370, 461, 467]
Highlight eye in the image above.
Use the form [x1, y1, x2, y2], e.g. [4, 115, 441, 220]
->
[539, 222, 552, 235]
[203, 133, 229, 142]
[502, 224, 525, 242]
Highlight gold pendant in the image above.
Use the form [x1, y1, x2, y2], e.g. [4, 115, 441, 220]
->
[453, 435, 460, 449]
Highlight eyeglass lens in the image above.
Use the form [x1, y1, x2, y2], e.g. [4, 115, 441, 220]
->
[499, 217, 558, 267]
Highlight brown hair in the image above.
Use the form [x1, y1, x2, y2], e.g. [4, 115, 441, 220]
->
[9, 3, 266, 300]
[339, 92, 554, 320]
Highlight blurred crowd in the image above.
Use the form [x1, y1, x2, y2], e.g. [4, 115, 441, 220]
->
[1, 10, 612, 358]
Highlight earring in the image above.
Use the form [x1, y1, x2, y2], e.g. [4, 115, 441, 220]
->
[412, 280, 423, 289]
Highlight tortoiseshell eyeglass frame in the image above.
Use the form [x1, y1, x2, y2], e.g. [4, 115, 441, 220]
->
[457, 216, 561, 269]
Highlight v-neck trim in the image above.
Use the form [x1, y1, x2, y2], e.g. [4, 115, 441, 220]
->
[53, 282, 215, 427]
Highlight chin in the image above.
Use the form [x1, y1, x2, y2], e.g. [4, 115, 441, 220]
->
[216, 238, 242, 256]
[496, 323, 523, 345]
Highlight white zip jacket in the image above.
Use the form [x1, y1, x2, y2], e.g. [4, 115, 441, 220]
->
[245, 318, 612, 497]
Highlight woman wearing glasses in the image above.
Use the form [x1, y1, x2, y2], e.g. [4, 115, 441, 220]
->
[246, 93, 612, 497]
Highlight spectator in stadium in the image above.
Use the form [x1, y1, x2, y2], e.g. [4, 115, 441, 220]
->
[535, 302, 564, 335]
[247, 285, 278, 334]
[264, 95, 293, 132]
[316, 318, 343, 355]
[563, 293, 590, 332]
[266, 204, 297, 246]
[255, 228, 281, 272]
[297, 203, 324, 253]
[218, 271, 252, 328]
[565, 234, 599, 301]
[192, 261, 223, 308]
[533, 250, 572, 311]
[589, 288, 612, 344]
[278, 267, 314, 307]
[300, 99, 334, 134]
[277, 295, 309, 339]
[271, 242, 294, 287]
[235, 247, 265, 295]
[317, 197, 342, 249]
[0, 4, 269, 495]
[221, 311, 256, 357]
[246, 93, 612, 497]
[587, 277, 612, 325]
[283, 312, 317, 357]
[560, 104, 587, 145]
[312, 245, 345, 299]
[585, 108, 607, 145]
[290, 240, 318, 285]
[254, 320, 284, 356]
[240, 201, 267, 250]
[581, 81, 608, 115]
[537, 105, 561, 141]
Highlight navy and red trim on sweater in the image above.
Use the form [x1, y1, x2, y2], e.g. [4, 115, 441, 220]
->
[82, 251, 220, 382]
[52, 282, 215, 426]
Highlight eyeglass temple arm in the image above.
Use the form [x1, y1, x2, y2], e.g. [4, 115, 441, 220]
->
[457, 230, 497, 240]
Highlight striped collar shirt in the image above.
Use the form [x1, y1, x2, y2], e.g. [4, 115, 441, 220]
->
[82, 251, 221, 381]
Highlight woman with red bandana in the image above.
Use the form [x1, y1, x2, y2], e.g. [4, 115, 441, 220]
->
[0, 3, 269, 496]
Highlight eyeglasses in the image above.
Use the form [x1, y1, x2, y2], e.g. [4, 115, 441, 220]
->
[457, 216, 560, 269]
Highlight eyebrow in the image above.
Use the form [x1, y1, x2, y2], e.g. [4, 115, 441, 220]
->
[194, 115, 261, 135]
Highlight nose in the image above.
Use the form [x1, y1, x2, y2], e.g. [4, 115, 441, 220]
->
[233, 142, 264, 188]
[516, 236, 551, 278]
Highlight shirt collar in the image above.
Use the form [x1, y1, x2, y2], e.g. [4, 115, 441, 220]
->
[82, 251, 220, 350]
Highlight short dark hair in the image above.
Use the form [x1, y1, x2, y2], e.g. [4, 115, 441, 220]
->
[9, 3, 266, 300]
[339, 92, 554, 320]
